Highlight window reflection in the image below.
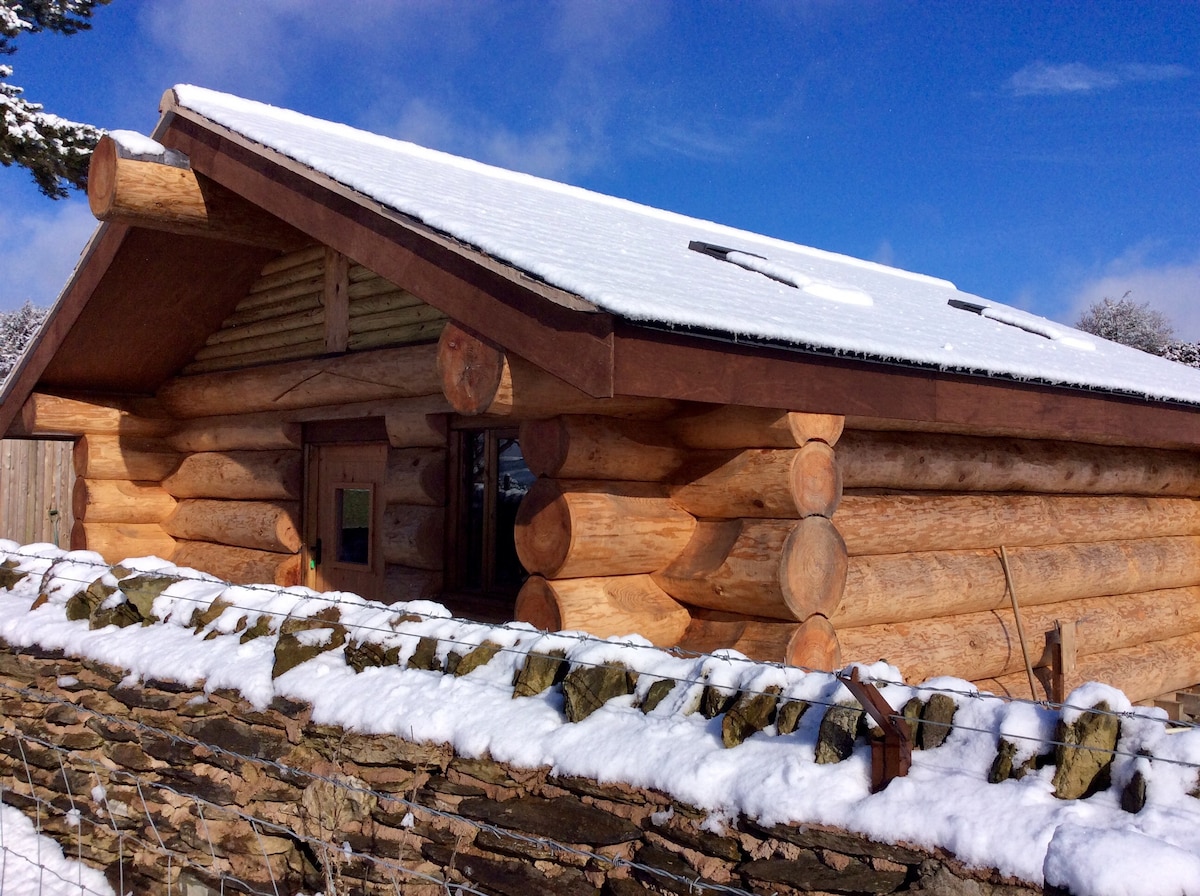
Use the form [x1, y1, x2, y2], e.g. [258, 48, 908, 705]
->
[336, 487, 371, 565]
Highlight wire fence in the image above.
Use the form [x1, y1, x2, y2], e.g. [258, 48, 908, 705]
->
[3, 543, 1194, 734]
[2, 543, 1200, 893]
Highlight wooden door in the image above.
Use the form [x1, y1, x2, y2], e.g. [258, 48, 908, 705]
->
[305, 442, 388, 600]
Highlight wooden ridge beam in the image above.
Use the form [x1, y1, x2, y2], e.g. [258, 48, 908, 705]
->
[87, 134, 307, 250]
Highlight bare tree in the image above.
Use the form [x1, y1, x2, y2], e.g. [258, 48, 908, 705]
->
[1075, 293, 1175, 355]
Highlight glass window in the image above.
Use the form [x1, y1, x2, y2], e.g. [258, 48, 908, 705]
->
[453, 429, 533, 595]
[336, 486, 372, 565]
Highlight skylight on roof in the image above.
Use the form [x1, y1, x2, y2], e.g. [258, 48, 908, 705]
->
[949, 299, 1096, 351]
[689, 241, 873, 306]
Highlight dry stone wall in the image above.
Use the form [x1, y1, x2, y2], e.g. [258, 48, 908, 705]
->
[0, 643, 1044, 896]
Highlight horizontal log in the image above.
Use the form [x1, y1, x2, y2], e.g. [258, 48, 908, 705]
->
[72, 479, 177, 524]
[385, 411, 448, 448]
[161, 450, 302, 501]
[514, 478, 696, 579]
[514, 575, 691, 646]
[521, 416, 686, 481]
[258, 245, 325, 277]
[164, 499, 301, 554]
[223, 291, 322, 328]
[383, 564, 444, 602]
[844, 413, 1164, 450]
[672, 447, 840, 519]
[978, 630, 1200, 705]
[182, 341, 325, 375]
[835, 493, 1200, 556]
[672, 405, 845, 449]
[838, 429, 1200, 496]
[247, 258, 324, 298]
[653, 516, 846, 621]
[837, 586, 1200, 685]
[438, 322, 673, 419]
[191, 321, 325, 363]
[677, 609, 841, 669]
[381, 504, 444, 570]
[347, 318, 448, 353]
[70, 521, 176, 564]
[285, 395, 452, 426]
[203, 304, 325, 347]
[159, 344, 443, 419]
[14, 392, 175, 438]
[833, 536, 1200, 628]
[173, 540, 302, 587]
[167, 415, 303, 453]
[349, 303, 446, 335]
[87, 135, 306, 250]
[383, 448, 447, 507]
[73, 434, 180, 481]
[348, 278, 417, 302]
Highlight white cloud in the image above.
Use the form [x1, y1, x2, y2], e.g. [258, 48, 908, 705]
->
[1065, 249, 1200, 341]
[1007, 61, 1191, 96]
[0, 199, 97, 312]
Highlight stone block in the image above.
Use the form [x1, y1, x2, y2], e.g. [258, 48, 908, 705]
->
[457, 795, 641, 846]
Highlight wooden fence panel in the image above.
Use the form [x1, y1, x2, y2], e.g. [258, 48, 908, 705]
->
[0, 439, 75, 547]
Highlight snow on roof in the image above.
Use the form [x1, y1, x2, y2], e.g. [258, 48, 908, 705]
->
[172, 85, 1200, 406]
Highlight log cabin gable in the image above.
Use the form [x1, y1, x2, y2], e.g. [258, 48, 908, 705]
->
[178, 244, 450, 376]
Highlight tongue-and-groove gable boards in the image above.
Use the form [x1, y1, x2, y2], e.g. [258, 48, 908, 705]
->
[180, 244, 448, 376]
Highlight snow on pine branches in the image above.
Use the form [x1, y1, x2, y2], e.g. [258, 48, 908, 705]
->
[1, 0, 109, 198]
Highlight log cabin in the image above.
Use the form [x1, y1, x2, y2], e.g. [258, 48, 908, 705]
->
[4, 85, 1200, 706]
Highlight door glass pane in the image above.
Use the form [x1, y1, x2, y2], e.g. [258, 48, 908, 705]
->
[336, 487, 372, 565]
[495, 437, 534, 588]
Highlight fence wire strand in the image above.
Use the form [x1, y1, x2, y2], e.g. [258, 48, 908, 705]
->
[3, 544, 1200, 894]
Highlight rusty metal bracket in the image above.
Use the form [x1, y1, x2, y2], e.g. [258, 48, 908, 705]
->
[838, 668, 912, 792]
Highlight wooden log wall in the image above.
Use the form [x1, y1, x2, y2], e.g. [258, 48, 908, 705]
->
[438, 323, 849, 661]
[182, 247, 449, 375]
[448, 329, 1200, 702]
[6, 394, 180, 564]
[153, 400, 452, 596]
[827, 428, 1200, 703]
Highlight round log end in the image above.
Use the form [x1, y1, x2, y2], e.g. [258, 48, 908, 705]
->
[790, 440, 843, 518]
[518, 417, 569, 478]
[786, 615, 841, 671]
[436, 322, 506, 415]
[787, 412, 845, 447]
[87, 134, 119, 219]
[513, 477, 572, 576]
[780, 516, 849, 620]
[514, 577, 564, 632]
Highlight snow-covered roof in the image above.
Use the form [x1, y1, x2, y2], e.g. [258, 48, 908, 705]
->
[171, 85, 1200, 406]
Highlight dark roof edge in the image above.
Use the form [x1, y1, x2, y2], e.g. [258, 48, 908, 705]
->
[0, 223, 127, 438]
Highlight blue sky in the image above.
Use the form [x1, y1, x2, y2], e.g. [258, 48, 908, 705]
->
[2, 1, 1198, 338]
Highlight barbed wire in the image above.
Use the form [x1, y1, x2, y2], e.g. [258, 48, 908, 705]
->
[3, 544, 1200, 744]
[5, 728, 495, 896]
[3, 718, 764, 896]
